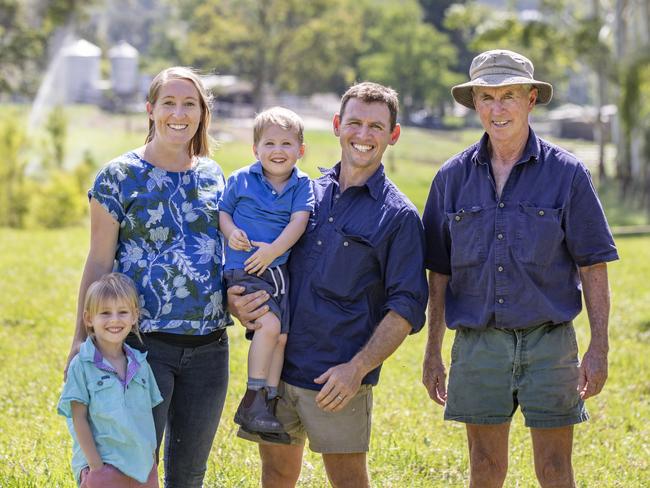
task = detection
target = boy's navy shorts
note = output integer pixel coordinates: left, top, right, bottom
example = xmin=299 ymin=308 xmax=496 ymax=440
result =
xmin=224 ymin=263 xmax=290 ymax=338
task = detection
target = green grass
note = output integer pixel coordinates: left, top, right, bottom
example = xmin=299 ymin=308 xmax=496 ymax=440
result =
xmin=1 ymin=106 xmax=648 ymax=486
xmin=1 ymin=231 xmax=649 ymax=487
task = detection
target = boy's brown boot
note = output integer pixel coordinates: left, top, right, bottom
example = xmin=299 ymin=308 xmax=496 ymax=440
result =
xmin=234 ymin=388 xmax=285 ymax=433
xmin=256 ymin=395 xmax=291 ymax=444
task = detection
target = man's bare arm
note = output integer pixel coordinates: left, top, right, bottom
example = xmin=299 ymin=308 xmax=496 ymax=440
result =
xmin=422 ymin=271 xmax=449 ymax=405
xmin=578 ymin=262 xmax=610 ymax=399
xmin=314 ymin=310 xmax=412 ymax=412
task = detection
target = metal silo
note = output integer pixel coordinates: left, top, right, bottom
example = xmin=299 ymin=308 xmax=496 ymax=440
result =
xmin=62 ymin=39 xmax=101 ymax=103
xmin=109 ymin=41 xmax=139 ymax=97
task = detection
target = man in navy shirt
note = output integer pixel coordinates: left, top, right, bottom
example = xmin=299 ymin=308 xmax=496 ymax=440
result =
xmin=422 ymin=49 xmax=618 ymax=487
xmin=229 ymin=82 xmax=427 ymax=487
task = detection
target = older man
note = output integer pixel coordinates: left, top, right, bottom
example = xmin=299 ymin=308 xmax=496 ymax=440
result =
xmin=422 ymin=50 xmax=618 ymax=487
xmin=231 ymin=82 xmax=428 ymax=488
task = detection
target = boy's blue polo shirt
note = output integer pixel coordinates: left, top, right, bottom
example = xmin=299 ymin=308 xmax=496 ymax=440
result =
xmin=219 ymin=161 xmax=314 ymax=270
xmin=58 ymin=337 xmax=163 ymax=483
xmin=422 ymin=128 xmax=619 ymax=330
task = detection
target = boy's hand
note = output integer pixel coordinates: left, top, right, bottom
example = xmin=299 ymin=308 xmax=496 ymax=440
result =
xmin=245 ymin=241 xmax=279 ymax=276
xmin=228 ymin=228 xmax=252 ymax=251
xmin=89 ymin=462 xmax=105 ymax=471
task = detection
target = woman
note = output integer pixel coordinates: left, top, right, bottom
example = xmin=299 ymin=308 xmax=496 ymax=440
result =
xmin=65 ymin=67 xmax=230 ymax=487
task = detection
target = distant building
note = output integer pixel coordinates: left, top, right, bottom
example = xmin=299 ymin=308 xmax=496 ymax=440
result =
xmin=62 ymin=39 xmax=101 ymax=103
xmin=108 ymin=41 xmax=139 ymax=98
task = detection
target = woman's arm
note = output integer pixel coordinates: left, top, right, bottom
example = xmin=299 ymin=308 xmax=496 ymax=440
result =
xmin=65 ymin=199 xmax=119 ymax=377
xmin=71 ymin=401 xmax=104 ymax=471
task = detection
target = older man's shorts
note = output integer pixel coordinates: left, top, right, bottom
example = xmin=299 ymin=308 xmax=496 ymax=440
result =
xmin=445 ymin=321 xmax=589 ymax=428
xmin=224 ymin=264 xmax=290 ymax=337
xmin=238 ymin=381 xmax=373 ymax=453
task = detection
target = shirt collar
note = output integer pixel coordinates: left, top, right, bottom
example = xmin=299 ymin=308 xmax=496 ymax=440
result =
xmin=472 ymin=126 xmax=541 ymax=167
xmin=79 ymin=336 xmax=142 ymax=385
xmin=251 ymin=160 xmax=300 ymax=192
xmin=319 ymin=162 xmax=385 ymax=200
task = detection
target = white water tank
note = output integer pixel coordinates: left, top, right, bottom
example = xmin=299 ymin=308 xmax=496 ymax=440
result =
xmin=109 ymin=41 xmax=139 ymax=96
xmin=62 ymin=39 xmax=101 ymax=103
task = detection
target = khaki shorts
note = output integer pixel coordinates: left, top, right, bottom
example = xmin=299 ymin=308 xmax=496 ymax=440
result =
xmin=238 ymin=382 xmax=373 ymax=453
xmin=445 ymin=321 xmax=589 ymax=428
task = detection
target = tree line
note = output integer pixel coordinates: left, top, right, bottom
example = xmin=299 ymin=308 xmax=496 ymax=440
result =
xmin=1 ymin=0 xmax=649 ymax=218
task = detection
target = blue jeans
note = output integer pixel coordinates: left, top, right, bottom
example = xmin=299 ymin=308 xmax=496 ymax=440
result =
xmin=132 ymin=332 xmax=229 ymax=488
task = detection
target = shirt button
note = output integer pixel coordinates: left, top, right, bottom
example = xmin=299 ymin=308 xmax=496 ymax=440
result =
xmin=97 ymin=380 xmax=103 ymax=386
xmin=497 ymin=266 xmax=504 ymax=272
xmin=328 ymin=217 xmax=334 ymax=223
xmin=497 ymin=233 xmax=504 ymax=240
xmin=498 ymin=202 xmax=505 ymax=208
xmin=317 ymin=240 xmax=322 ymax=246
xmin=454 ymin=215 xmax=461 ymax=222
xmin=538 ymin=210 xmax=545 ymax=216
xmin=498 ymin=298 xmax=504 ymax=304
xmin=343 ymin=241 xmax=349 ymax=247
xmin=272 ymin=190 xmax=277 ymax=195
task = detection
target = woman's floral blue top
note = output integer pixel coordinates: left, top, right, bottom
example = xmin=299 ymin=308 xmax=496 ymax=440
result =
xmin=90 ymin=152 xmax=231 ymax=335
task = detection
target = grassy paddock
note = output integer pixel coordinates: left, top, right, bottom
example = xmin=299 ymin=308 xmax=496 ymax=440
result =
xmin=1 ymin=233 xmax=649 ymax=487
xmin=1 ymin=106 xmax=648 ymax=486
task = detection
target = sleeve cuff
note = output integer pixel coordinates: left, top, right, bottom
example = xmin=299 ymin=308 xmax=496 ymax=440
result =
xmin=385 ymin=300 xmax=426 ymax=334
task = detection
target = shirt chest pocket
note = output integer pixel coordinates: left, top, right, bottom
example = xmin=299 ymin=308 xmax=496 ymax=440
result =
xmin=515 ymin=204 xmax=564 ymax=266
xmin=446 ymin=207 xmax=487 ymax=268
xmin=87 ymin=377 xmax=121 ymax=416
xmin=125 ymin=374 xmax=155 ymax=408
xmin=312 ymin=230 xmax=379 ymax=300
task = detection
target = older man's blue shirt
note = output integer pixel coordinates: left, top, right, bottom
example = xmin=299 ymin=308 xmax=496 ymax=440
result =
xmin=423 ymin=128 xmax=618 ymax=330
xmin=284 ymin=163 xmax=428 ymax=390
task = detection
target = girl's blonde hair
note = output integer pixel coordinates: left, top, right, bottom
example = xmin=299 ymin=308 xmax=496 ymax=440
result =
xmin=145 ymin=66 xmax=214 ymax=158
xmin=84 ymin=273 xmax=141 ymax=340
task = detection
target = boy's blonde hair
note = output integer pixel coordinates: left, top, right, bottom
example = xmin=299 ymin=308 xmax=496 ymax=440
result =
xmin=253 ymin=106 xmax=304 ymax=145
xmin=84 ymin=273 xmax=141 ymax=339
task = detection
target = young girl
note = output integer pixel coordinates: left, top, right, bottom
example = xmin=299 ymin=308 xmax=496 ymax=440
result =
xmin=58 ymin=273 xmax=162 ymax=487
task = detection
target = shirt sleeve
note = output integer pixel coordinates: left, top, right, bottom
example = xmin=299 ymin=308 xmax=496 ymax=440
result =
xmin=57 ymin=357 xmax=89 ymax=418
xmin=564 ymin=165 xmax=619 ymax=267
xmin=382 ymin=208 xmax=428 ymax=333
xmin=88 ymin=162 xmax=125 ymax=224
xmin=218 ymin=174 xmax=238 ymax=215
xmin=422 ymin=173 xmax=452 ymax=275
xmin=291 ymin=177 xmax=315 ymax=213
xmin=143 ymin=362 xmax=163 ymax=408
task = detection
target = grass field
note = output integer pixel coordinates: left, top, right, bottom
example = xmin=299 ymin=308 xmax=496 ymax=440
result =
xmin=1 ymin=231 xmax=649 ymax=487
xmin=1 ymin=106 xmax=649 ymax=486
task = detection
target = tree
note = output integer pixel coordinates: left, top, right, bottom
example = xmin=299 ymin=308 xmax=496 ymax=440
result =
xmin=418 ymin=0 xmax=473 ymax=71
xmin=182 ymin=0 xmax=361 ymax=110
xmin=0 ymin=0 xmax=89 ymax=97
xmin=445 ymin=0 xmax=617 ymax=181
xmin=357 ymin=0 xmax=461 ymax=121
xmin=45 ymin=105 xmax=67 ymax=169
xmin=444 ymin=2 xmax=576 ymax=88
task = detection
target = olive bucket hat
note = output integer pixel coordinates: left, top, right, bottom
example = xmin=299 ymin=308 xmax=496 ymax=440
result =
xmin=451 ymin=49 xmax=553 ymax=110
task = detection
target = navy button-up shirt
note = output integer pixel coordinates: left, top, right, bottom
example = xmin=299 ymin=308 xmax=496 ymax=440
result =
xmin=284 ymin=163 xmax=428 ymax=390
xmin=423 ymin=128 xmax=619 ymax=330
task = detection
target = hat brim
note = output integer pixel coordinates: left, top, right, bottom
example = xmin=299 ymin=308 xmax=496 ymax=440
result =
xmin=451 ymin=75 xmax=553 ymax=110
